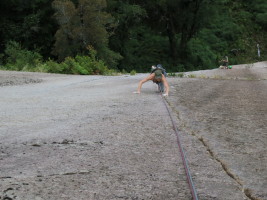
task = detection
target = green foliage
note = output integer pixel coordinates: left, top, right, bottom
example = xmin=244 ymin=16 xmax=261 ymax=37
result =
xmin=61 ymin=57 xmax=86 ymax=75
xmin=44 ymin=53 xmax=110 ymax=75
xmin=187 ymin=38 xmax=218 ymax=70
xmin=37 ymin=59 xmax=62 ymax=73
xmin=255 ymin=13 xmax=267 ymax=27
xmin=52 ymin=0 xmax=121 ymax=67
xmin=168 ymin=72 xmax=176 ymax=77
xmin=4 ymin=41 xmax=42 ymax=71
xmin=223 ymin=0 xmax=267 ymax=62
xmin=249 ymin=0 xmax=267 ymax=28
xmin=174 ymin=64 xmax=185 ymax=72
xmin=108 ymin=1 xmax=147 ymax=70
xmin=1 ymin=41 xmax=111 ymax=75
xmin=121 ymin=69 xmax=127 ymax=74
xmin=1 ymin=0 xmax=266 ymax=73
xmin=167 ymin=72 xmax=184 ymax=77
xmin=118 ymin=26 xmax=170 ymax=72
xmin=177 ymin=73 xmax=184 ymax=78
xmin=187 ymin=74 xmax=196 ymax=78
xmin=74 ymin=55 xmax=93 ymax=75
xmin=130 ymin=70 xmax=136 ymax=75
xmin=0 ymin=0 xmax=57 ymax=58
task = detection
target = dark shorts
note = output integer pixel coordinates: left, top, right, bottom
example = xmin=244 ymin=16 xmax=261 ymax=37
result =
xmin=153 ymin=79 xmax=162 ymax=83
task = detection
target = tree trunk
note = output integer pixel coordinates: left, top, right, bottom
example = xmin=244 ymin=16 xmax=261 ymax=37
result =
xmin=180 ymin=25 xmax=188 ymax=63
xmin=166 ymin=16 xmax=178 ymax=65
xmin=179 ymin=0 xmax=201 ymax=64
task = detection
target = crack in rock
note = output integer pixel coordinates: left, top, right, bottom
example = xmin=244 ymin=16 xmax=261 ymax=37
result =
xmin=167 ymin=101 xmax=263 ymax=200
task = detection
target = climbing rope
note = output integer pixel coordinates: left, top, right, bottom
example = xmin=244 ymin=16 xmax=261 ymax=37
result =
xmin=161 ymin=94 xmax=199 ymax=200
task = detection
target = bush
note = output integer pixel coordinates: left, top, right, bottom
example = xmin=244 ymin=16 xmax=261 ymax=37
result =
xmin=61 ymin=57 xmax=89 ymax=75
xmin=4 ymin=41 xmax=42 ymax=71
xmin=130 ymin=70 xmax=136 ymax=75
xmin=1 ymin=42 xmax=111 ymax=75
xmin=43 ymin=56 xmax=110 ymax=75
xmin=187 ymin=38 xmax=217 ymax=70
xmin=43 ymin=59 xmax=63 ymax=73
xmin=74 ymin=55 xmax=93 ymax=75
xmin=121 ymin=69 xmax=127 ymax=74
xmin=188 ymin=74 xmax=196 ymax=78
xmin=177 ymin=73 xmax=184 ymax=78
xmin=176 ymin=64 xmax=185 ymax=72
xmin=168 ymin=72 xmax=176 ymax=77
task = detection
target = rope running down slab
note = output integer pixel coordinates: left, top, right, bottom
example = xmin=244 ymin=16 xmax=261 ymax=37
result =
xmin=161 ymin=94 xmax=199 ymax=200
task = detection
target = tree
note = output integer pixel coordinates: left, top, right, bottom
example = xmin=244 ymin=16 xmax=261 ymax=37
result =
xmin=132 ymin=0 xmax=213 ymax=68
xmin=225 ymin=0 xmax=267 ymax=62
xmin=107 ymin=0 xmax=147 ymax=71
xmin=52 ymin=0 xmax=121 ymax=66
xmin=0 ymin=0 xmax=57 ymax=59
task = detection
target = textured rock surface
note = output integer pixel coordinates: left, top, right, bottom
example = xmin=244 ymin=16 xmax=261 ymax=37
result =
xmin=0 ymin=61 xmax=266 ymax=200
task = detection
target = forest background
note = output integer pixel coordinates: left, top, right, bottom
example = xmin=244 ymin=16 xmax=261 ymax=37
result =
xmin=0 ymin=0 xmax=266 ymax=74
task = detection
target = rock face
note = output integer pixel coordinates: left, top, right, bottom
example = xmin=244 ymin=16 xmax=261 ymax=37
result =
xmin=0 ymin=61 xmax=266 ymax=200
xmin=167 ymin=61 xmax=267 ymax=200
